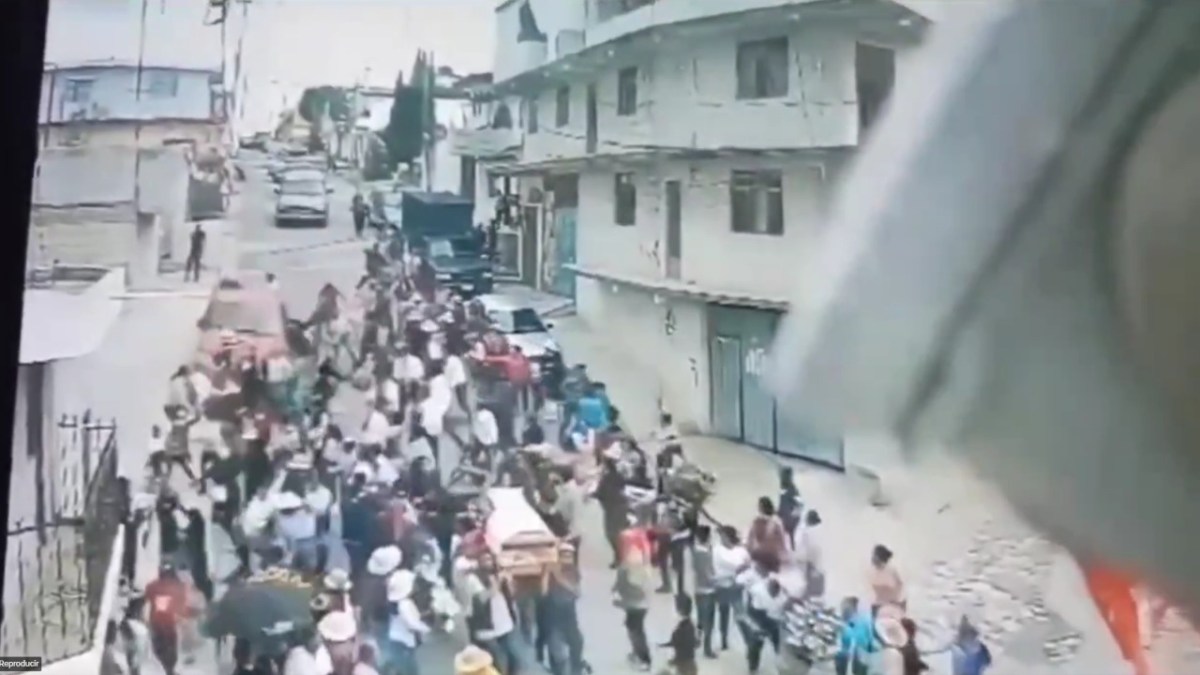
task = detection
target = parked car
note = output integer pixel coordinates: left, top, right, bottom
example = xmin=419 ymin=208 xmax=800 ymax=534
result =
xmin=195 ymin=274 xmax=291 ymax=376
xmin=274 ymin=178 xmax=332 ymax=228
xmin=239 ymin=132 xmax=270 ymax=151
xmin=475 ymin=294 xmax=564 ymax=381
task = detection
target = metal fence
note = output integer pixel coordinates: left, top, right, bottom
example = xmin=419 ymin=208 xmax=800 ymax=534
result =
xmin=1 ymin=415 xmax=120 ymax=664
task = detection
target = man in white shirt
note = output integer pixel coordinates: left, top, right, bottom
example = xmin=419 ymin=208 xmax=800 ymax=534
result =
xmin=360 ymin=401 xmax=396 ymax=450
xmin=444 ymin=354 xmax=469 ymax=414
xmin=283 ymin=636 xmax=323 ymax=675
xmin=472 ymin=408 xmax=499 ymax=449
xmin=463 ymin=558 xmax=523 ymax=673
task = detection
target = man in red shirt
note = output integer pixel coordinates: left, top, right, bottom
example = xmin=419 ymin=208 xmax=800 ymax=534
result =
xmin=144 ymin=561 xmax=188 ymax=675
xmin=505 ymin=346 xmax=533 ymax=415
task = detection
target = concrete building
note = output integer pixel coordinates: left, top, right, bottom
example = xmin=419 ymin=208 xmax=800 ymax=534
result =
xmin=29 ymin=146 xmax=193 ymax=287
xmin=39 ymin=60 xmax=227 ymax=151
xmin=480 ymin=0 xmax=932 ymax=466
xmin=3 ymin=266 xmax=124 ymax=668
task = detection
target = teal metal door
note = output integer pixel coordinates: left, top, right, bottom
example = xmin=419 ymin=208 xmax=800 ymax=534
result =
xmin=709 ymin=335 xmax=743 ymax=439
xmin=739 ymin=315 xmax=777 ymax=449
xmin=549 ymin=208 xmax=577 ymax=299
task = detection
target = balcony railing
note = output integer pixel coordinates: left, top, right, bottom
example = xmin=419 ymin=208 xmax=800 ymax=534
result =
xmin=592 ymin=0 xmax=657 ymax=24
xmin=449 ymin=127 xmax=521 ymax=158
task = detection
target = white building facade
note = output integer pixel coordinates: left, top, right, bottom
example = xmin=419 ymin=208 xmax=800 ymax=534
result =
xmin=480 ymin=0 xmax=931 ymax=466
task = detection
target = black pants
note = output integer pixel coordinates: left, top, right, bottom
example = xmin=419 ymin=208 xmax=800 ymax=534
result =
xmin=623 ymin=608 xmax=651 ymax=666
xmin=603 ymin=515 xmax=625 ymax=566
xmin=353 ymin=212 xmax=365 ymax=235
xmin=184 ymin=253 xmax=202 ymax=282
xmin=150 ymin=624 xmax=179 ymax=674
xmin=657 ymin=535 xmax=688 ymax=594
xmin=744 ymin=610 xmax=781 ymax=672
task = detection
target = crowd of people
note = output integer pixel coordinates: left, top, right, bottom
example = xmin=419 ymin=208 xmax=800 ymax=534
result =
xmin=98 ymin=230 xmax=997 ymax=675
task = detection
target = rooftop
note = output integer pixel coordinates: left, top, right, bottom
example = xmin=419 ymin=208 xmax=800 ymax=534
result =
xmin=20 ymin=267 xmax=125 ymax=364
xmin=43 ymin=58 xmax=220 ymax=75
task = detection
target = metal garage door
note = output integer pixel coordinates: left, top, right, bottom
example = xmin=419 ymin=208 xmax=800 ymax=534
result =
xmin=709 ymin=335 xmax=743 ymax=439
xmin=707 ymin=304 xmax=846 ymax=469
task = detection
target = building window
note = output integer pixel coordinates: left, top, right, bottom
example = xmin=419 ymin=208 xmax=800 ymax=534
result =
xmin=730 ymin=170 xmax=784 ymax=235
xmin=526 ymin=98 xmax=539 ymax=133
xmin=555 ymin=86 xmax=570 ymax=127
xmin=63 ymin=78 xmax=93 ymax=104
xmin=614 ymin=172 xmax=636 ymax=225
xmin=617 ymin=67 xmax=638 ymax=116
xmin=736 ymin=37 xmax=789 ymax=99
xmin=142 ymin=71 xmax=180 ymax=97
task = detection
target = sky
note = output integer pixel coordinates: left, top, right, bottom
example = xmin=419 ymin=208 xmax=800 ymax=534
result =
xmin=44 ymin=0 xmax=495 ymax=131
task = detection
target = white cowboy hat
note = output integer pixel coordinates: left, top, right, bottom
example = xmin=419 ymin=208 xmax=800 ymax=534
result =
xmin=875 ymin=616 xmax=910 ymax=648
xmin=287 ymin=453 xmax=313 ymax=471
xmin=367 ymin=545 xmax=403 ymax=576
xmin=454 ymin=645 xmax=494 ymax=673
xmin=273 ymin=491 xmax=304 ymax=511
xmin=386 ymin=570 xmax=416 ymax=601
xmin=420 ymin=319 xmax=439 ymax=333
xmin=317 ymin=610 xmax=357 ymax=643
xmin=323 ymin=568 xmax=353 ymax=592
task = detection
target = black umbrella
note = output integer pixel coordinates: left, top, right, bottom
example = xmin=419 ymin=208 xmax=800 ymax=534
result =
xmin=204 ymin=576 xmax=315 ymax=650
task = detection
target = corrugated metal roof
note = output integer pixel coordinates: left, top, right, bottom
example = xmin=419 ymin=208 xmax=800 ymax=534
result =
xmin=567 ymin=263 xmax=789 ymax=311
xmin=20 ymin=288 xmax=123 ymax=364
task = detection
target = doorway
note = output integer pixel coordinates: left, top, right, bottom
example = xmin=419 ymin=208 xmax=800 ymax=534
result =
xmin=586 ymin=83 xmax=598 ymax=154
xmin=664 ymin=180 xmax=681 ymax=279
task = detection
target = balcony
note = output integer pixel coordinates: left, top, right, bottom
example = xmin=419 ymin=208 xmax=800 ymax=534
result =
xmin=449 ymin=127 xmax=522 ymax=159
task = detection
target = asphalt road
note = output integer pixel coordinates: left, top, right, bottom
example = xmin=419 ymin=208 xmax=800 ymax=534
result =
xmin=229 ymin=155 xmax=770 ymax=674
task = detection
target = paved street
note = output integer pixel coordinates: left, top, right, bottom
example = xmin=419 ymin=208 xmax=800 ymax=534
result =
xmin=226 ymin=159 xmax=772 ymax=674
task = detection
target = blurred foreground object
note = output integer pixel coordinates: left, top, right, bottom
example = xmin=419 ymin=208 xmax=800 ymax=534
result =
xmin=770 ymin=0 xmax=1200 ymax=631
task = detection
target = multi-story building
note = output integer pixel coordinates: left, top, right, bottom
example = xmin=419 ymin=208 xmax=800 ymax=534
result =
xmin=39 ymin=60 xmax=227 ymax=151
xmin=476 ymin=0 xmax=932 ymax=466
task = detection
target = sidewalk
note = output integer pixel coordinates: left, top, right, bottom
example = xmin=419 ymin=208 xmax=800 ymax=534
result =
xmin=548 ymin=311 xmax=1147 ymax=674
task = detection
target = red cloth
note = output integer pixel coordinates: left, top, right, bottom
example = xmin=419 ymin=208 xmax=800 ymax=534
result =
xmin=145 ymin=577 xmax=187 ymax=629
xmin=506 ymin=354 xmax=532 ymax=385
xmin=1082 ymin=564 xmax=1150 ymax=675
xmin=619 ymin=527 xmax=653 ymax=563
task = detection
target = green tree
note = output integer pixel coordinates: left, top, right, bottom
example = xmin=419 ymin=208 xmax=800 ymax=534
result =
xmin=384 ymin=53 xmax=431 ymax=168
xmin=297 ymin=86 xmax=351 ymax=124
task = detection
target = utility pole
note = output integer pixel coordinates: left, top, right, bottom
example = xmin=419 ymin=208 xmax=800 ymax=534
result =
xmin=423 ymin=52 xmax=434 ymax=191
xmin=132 ymin=0 xmax=150 ymax=211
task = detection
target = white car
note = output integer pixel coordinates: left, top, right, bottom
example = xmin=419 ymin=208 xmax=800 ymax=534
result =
xmin=475 ymin=295 xmax=563 ymax=367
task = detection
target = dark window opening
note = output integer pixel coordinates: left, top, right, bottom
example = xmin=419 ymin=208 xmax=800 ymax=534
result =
xmin=556 ymin=86 xmax=570 ymax=126
xmin=525 ymin=98 xmax=539 ymax=133
xmin=492 ymin=103 xmax=513 ymax=129
xmin=614 ymin=172 xmax=636 ymax=225
xmin=617 ymin=67 xmax=638 ymax=116
xmin=730 ymin=170 xmax=784 ymax=235
xmin=517 ymin=2 xmax=547 ymax=42
xmin=736 ymin=37 xmax=789 ymax=100
xmin=856 ymin=43 xmax=896 ymax=135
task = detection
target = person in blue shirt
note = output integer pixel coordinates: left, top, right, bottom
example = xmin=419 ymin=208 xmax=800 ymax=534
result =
xmin=835 ymin=596 xmax=875 ymax=675
xmin=573 ymin=384 xmax=611 ymax=436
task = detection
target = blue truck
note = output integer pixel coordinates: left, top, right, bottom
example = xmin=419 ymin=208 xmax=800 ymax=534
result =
xmin=397 ymin=191 xmax=495 ymax=297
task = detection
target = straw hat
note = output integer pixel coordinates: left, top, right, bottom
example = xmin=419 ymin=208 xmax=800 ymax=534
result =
xmin=875 ymin=616 xmax=910 ymax=648
xmin=273 ymin=491 xmax=304 ymax=511
xmin=367 ymin=545 xmax=403 ymax=576
xmin=454 ymin=645 xmax=495 ymax=674
xmin=323 ymin=569 xmax=353 ymax=592
xmin=386 ymin=570 xmax=416 ymax=602
xmin=317 ymin=610 xmax=357 ymax=643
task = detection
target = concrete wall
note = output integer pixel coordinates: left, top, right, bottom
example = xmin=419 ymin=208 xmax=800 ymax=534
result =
xmin=576 ymin=279 xmax=710 ymax=430
xmin=41 ymin=120 xmax=223 ymax=149
xmin=494 ymin=0 xmax=586 ymax=82
xmin=30 ymin=146 xmax=191 ymax=268
xmin=28 ymin=205 xmax=138 ymax=269
xmin=523 ymin=26 xmax=863 ymax=163
xmin=39 ymin=66 xmax=217 ymax=124
xmin=575 ymin=156 xmax=831 ymax=298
